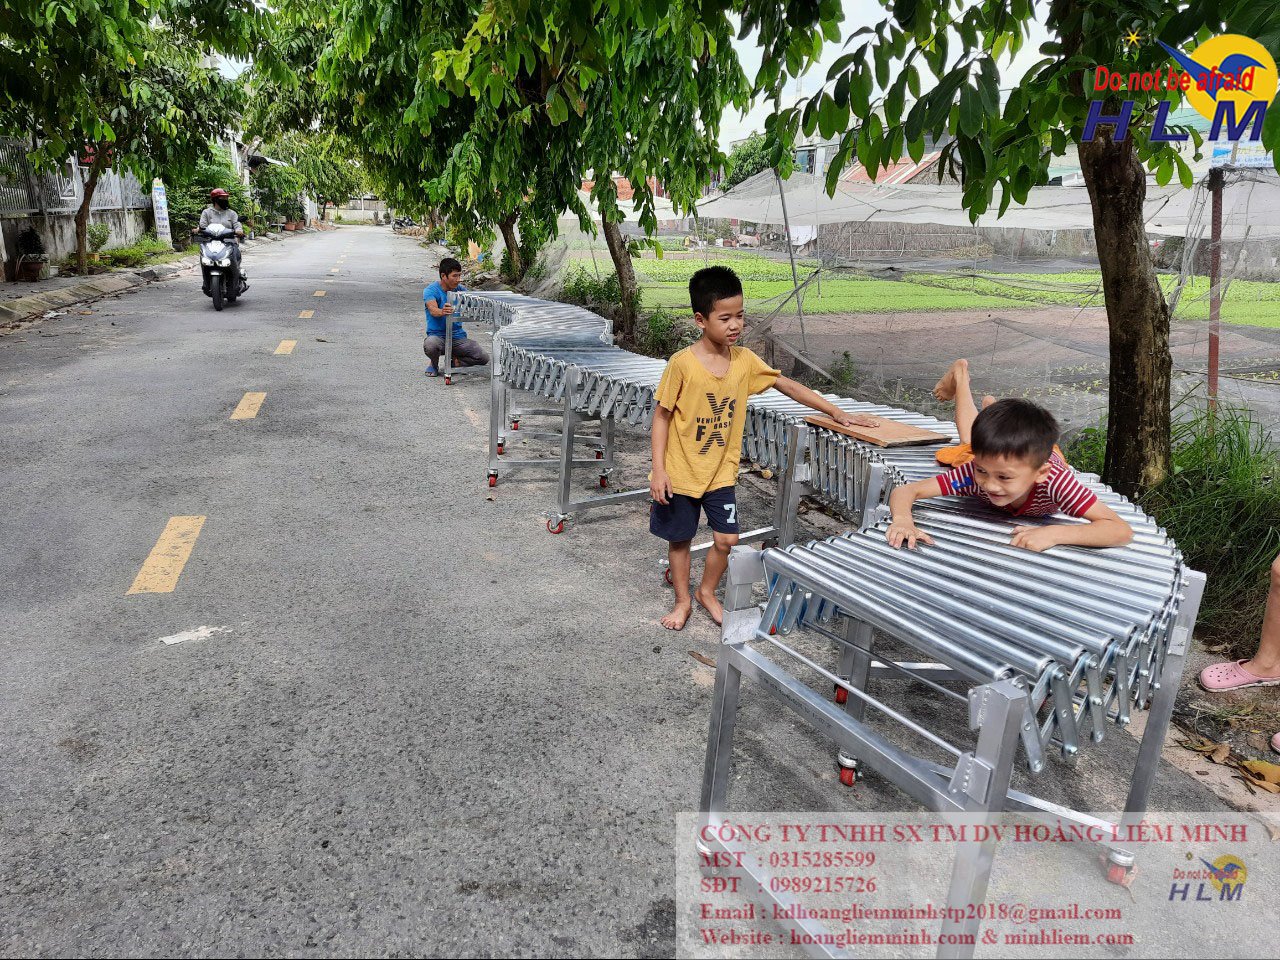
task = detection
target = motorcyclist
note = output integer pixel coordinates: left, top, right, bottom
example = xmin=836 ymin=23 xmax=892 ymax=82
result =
xmin=197 ymin=188 xmax=246 ymax=286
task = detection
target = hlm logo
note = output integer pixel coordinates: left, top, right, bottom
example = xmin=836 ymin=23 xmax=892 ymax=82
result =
xmin=1168 ymin=854 xmax=1247 ymax=902
xmin=1085 ymin=34 xmax=1277 ymax=143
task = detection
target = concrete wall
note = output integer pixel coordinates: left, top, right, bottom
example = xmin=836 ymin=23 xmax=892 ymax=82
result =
xmin=1 ymin=208 xmax=155 ymax=281
xmin=333 ymin=207 xmax=382 ymax=222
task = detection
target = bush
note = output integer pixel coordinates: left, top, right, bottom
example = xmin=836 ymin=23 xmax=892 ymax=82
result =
xmin=1067 ymin=396 xmax=1280 ymax=648
xmin=561 ymin=264 xmax=623 ymax=307
xmin=16 ymin=226 xmax=46 ymax=259
xmin=634 ymin=308 xmax=699 ymax=358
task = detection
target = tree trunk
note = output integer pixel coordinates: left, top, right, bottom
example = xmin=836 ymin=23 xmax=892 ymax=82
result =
xmin=74 ymin=144 xmax=108 ymax=277
xmin=1078 ymin=131 xmax=1172 ymax=498
xmin=499 ymin=214 xmax=523 ymax=281
xmin=601 ymin=217 xmax=638 ymax=343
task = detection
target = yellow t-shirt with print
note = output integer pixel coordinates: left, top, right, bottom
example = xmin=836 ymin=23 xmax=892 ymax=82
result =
xmin=654 ymin=345 xmax=780 ymax=498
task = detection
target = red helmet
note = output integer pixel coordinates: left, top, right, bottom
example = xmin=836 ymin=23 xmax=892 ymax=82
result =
xmin=210 ymin=188 xmax=230 ymax=199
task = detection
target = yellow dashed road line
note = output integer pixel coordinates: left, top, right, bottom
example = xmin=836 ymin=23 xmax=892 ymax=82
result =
xmin=231 ymin=392 xmax=267 ymax=420
xmin=274 ymin=340 xmax=297 ymax=355
xmin=314 ymin=290 xmax=326 ymax=297
xmin=299 ymin=310 xmax=314 ymax=319
xmin=127 ymin=516 xmax=206 ymax=595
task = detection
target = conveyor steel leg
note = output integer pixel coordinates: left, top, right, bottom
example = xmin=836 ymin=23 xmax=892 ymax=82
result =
xmin=1110 ymin=569 xmax=1206 ymax=877
xmin=835 ymin=618 xmax=875 ymax=783
xmin=937 ymin=681 xmax=1026 ymax=959
xmin=700 ymin=549 xmax=763 ymax=818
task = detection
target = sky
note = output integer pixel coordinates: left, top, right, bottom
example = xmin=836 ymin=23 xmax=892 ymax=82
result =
xmin=720 ymin=0 xmax=1052 ymax=148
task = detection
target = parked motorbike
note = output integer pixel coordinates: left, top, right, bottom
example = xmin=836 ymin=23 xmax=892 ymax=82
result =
xmin=195 ymin=223 xmax=247 ymax=311
xmin=392 ymin=215 xmax=417 ymax=232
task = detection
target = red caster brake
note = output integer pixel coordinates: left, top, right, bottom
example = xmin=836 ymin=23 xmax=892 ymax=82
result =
xmin=768 ymin=624 xmax=777 ymax=636
xmin=444 ymin=375 xmax=452 ymax=385
xmin=547 ymin=518 xmax=564 ymax=534
xmin=1105 ymin=862 xmax=1135 ymax=886
xmin=497 ymin=443 xmax=504 ymax=455
xmin=488 ymin=474 xmax=497 ymax=488
xmin=595 ymin=450 xmax=604 ymax=460
xmin=834 ymin=685 xmax=848 ymax=705
xmin=838 ymin=766 xmax=857 ymax=787
xmin=599 ymin=475 xmax=608 ymax=489
xmin=663 ymin=568 xmax=673 ymax=585
xmin=511 ymin=420 xmax=520 ymax=431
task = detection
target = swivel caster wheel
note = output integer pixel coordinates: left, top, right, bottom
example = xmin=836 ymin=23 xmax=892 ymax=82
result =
xmin=444 ymin=375 xmax=452 ymax=385
xmin=838 ymin=766 xmax=858 ymax=787
xmin=488 ymin=473 xmax=497 ymax=488
xmin=599 ymin=475 xmax=608 ymax=489
xmin=511 ymin=420 xmax=520 ymax=431
xmin=834 ymin=684 xmax=848 ymax=705
xmin=595 ymin=450 xmax=604 ymax=460
xmin=547 ymin=518 xmax=565 ymax=534
xmin=497 ymin=443 xmax=504 ymax=455
xmin=664 ymin=568 xmax=673 ymax=586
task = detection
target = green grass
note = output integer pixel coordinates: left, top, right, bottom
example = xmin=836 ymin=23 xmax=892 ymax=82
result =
xmin=56 ymin=236 xmax=193 ymax=274
xmin=641 ymin=275 xmax=1030 ymax=314
xmin=907 ymin=270 xmax=1280 ymax=328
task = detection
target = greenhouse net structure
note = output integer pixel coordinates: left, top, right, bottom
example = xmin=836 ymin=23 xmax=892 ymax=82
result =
xmin=496 ymin=164 xmax=1280 ymax=436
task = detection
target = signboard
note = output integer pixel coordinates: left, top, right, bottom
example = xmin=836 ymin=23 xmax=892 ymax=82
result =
xmin=151 ymin=178 xmax=172 ymax=246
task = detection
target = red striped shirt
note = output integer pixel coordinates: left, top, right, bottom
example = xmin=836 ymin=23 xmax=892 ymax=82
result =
xmin=935 ymin=450 xmax=1098 ymax=518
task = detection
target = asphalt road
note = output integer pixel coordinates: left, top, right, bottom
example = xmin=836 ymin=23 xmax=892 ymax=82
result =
xmin=0 ymin=226 xmax=1230 ymax=958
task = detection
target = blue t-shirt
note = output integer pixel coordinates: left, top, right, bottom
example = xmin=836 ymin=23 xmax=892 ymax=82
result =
xmin=424 ymin=281 xmax=467 ymax=340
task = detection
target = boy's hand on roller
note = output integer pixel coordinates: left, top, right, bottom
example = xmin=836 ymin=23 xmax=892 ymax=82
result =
xmin=886 ymin=520 xmax=932 ymax=550
xmin=833 ymin=412 xmax=881 ymax=429
xmin=650 ymin=470 xmax=673 ymax=505
xmin=1010 ymin=525 xmax=1059 ymax=552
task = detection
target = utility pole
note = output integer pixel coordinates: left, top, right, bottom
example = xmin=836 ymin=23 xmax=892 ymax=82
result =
xmin=1207 ymin=166 xmax=1223 ymax=412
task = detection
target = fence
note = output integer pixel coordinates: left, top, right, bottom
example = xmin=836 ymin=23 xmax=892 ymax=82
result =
xmin=0 ymin=137 xmax=152 ymax=217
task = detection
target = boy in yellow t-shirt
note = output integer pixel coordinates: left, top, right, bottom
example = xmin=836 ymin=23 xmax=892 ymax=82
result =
xmin=650 ymin=266 xmax=879 ymax=631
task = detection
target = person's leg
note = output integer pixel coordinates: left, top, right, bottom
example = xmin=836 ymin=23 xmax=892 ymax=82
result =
xmin=423 ymin=335 xmax=444 ymax=372
xmin=1201 ymin=550 xmax=1280 ymax=690
xmin=662 ymin=540 xmax=694 ymax=631
xmin=695 ymin=531 xmax=740 ymax=626
xmin=651 ymin=495 xmax=699 ymax=630
xmin=454 ymin=338 xmax=490 ymax=367
xmin=1245 ymin=552 xmax=1280 ymax=676
xmin=694 ymin=487 xmax=742 ymax=626
xmin=933 ymin=358 xmax=981 ymax=443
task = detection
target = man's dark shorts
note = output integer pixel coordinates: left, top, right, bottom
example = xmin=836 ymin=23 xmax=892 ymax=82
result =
xmin=650 ymin=486 xmax=739 ymax=542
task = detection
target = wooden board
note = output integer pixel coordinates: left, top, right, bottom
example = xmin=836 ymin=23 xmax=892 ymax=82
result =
xmin=806 ymin=415 xmax=949 ymax=448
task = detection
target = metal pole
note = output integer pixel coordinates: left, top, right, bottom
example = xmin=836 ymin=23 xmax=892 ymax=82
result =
xmin=773 ymin=168 xmax=808 ymax=352
xmin=1207 ymin=167 xmax=1223 ymax=412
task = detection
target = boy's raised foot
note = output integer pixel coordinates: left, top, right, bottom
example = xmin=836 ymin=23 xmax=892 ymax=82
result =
xmin=695 ymin=586 xmax=724 ymax=626
xmin=660 ymin=599 xmax=693 ymax=631
xmin=932 ymin=358 xmax=969 ymax=402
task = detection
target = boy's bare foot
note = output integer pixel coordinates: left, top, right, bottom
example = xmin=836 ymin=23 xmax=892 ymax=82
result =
xmin=694 ymin=586 xmax=724 ymax=626
xmin=932 ymin=358 xmax=969 ymax=403
xmin=981 ymin=394 xmax=997 ymax=409
xmin=660 ymin=599 xmax=692 ymax=630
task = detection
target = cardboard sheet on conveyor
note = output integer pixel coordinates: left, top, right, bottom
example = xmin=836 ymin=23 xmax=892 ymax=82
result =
xmin=805 ymin=414 xmax=949 ymax=447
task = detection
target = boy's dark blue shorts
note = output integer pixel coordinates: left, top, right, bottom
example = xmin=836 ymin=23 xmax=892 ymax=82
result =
xmin=650 ymin=486 xmax=739 ymax=542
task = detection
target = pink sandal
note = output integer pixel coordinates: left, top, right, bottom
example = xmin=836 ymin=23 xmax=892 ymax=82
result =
xmin=1199 ymin=660 xmax=1280 ymax=691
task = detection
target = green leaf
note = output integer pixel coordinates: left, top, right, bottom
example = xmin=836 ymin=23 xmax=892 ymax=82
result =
xmin=1174 ymin=152 xmax=1193 ymax=189
xmin=905 ymin=97 xmax=926 ymax=143
xmin=907 ymin=133 xmax=925 ymax=163
xmin=1263 ymin=93 xmax=1280 ymax=175
xmin=958 ymin=86 xmax=981 ymax=138
xmin=1155 ymin=155 xmax=1173 ymax=187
